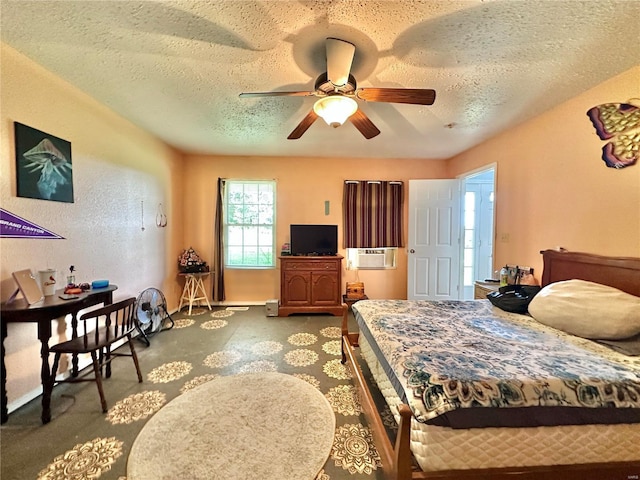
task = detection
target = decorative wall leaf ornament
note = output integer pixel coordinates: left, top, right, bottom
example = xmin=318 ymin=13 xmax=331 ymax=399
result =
xmin=586 ymin=101 xmax=640 ymax=169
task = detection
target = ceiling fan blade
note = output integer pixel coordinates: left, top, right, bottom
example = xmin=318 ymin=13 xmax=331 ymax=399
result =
xmin=356 ymin=88 xmax=436 ymax=105
xmin=287 ymin=110 xmax=319 ymax=139
xmin=239 ymin=91 xmax=316 ymax=98
xmin=349 ymin=109 xmax=381 ymax=139
xmin=326 ymin=37 xmax=355 ymax=87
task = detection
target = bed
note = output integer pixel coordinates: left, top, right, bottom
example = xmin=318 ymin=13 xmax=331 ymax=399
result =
xmin=341 ymin=250 xmax=640 ymax=480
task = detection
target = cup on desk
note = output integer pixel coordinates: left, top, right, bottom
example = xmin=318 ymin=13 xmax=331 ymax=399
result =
xmin=39 ymin=269 xmax=57 ymax=296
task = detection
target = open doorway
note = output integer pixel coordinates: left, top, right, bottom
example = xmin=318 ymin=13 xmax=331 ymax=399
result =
xmin=461 ymin=166 xmax=496 ymax=299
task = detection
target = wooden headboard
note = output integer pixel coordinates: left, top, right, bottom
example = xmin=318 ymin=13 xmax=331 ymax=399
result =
xmin=541 ymin=249 xmax=640 ymax=297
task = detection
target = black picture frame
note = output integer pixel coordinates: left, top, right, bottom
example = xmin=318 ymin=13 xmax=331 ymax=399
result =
xmin=14 ymin=122 xmax=74 ymax=203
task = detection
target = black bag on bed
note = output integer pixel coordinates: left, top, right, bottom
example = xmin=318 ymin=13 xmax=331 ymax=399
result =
xmin=487 ymin=285 xmax=541 ymax=313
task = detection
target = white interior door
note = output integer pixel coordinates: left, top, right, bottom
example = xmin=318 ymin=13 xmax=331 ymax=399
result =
xmin=407 ymin=179 xmax=461 ymax=300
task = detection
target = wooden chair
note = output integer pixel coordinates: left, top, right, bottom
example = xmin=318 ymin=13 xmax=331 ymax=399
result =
xmin=45 ymin=297 xmax=143 ymax=421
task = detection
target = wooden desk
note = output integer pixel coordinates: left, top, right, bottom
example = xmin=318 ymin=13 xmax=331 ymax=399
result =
xmin=1 ymin=284 xmax=117 ymax=424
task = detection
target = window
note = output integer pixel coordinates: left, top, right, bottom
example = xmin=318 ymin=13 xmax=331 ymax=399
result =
xmin=342 ymin=180 xmax=403 ymax=271
xmin=224 ymin=180 xmax=275 ymax=268
xmin=463 ymin=191 xmax=476 ymax=286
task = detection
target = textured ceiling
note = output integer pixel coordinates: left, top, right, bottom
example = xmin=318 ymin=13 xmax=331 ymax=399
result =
xmin=1 ymin=1 xmax=639 ymax=159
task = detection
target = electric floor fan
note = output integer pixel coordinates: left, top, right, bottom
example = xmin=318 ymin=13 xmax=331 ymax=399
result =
xmin=135 ymin=287 xmax=174 ymax=346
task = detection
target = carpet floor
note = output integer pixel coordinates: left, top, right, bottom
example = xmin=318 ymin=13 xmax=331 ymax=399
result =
xmin=1 ymin=306 xmax=394 ymax=480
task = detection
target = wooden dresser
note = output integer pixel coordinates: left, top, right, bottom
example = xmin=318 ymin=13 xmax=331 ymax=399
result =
xmin=279 ymin=255 xmax=345 ymax=316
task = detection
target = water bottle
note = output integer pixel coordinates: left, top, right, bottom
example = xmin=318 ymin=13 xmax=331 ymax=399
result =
xmin=500 ymin=266 xmax=508 ymax=287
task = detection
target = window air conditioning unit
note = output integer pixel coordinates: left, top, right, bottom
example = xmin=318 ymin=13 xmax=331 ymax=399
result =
xmin=357 ymin=249 xmax=386 ymax=269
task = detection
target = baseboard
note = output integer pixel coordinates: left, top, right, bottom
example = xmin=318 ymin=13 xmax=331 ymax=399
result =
xmin=210 ymin=300 xmax=268 ymax=307
xmin=168 ymin=301 xmax=269 ymax=315
xmin=8 ymin=388 xmax=42 ymax=414
xmin=7 ymin=366 xmax=78 ymax=414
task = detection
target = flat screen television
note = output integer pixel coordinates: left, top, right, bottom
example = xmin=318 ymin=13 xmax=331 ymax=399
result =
xmin=290 ymin=224 xmax=338 ymax=256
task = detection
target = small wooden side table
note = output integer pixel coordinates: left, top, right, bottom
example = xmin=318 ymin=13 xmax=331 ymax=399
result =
xmin=178 ymin=272 xmax=212 ymax=315
xmin=342 ymin=294 xmax=369 ymax=313
xmin=474 ymin=281 xmax=500 ymax=299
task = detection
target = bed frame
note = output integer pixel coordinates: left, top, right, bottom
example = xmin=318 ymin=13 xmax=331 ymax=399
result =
xmin=341 ymin=249 xmax=640 ymax=480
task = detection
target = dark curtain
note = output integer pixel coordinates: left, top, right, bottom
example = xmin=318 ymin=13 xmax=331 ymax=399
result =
xmin=213 ymin=178 xmax=225 ymax=301
xmin=343 ymin=180 xmax=404 ymax=248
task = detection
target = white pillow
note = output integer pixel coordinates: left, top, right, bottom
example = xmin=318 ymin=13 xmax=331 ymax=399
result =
xmin=528 ymin=279 xmax=640 ymax=340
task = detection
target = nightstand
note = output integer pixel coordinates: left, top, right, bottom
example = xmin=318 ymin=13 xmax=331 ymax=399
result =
xmin=474 ymin=281 xmax=500 ymax=299
xmin=342 ymin=294 xmax=368 ymax=312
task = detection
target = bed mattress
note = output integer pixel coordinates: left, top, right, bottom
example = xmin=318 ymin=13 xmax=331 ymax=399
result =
xmin=360 ymin=334 xmax=640 ymax=471
xmin=353 ymin=299 xmax=640 ymax=428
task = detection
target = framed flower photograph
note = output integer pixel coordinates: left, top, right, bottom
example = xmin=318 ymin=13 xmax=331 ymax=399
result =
xmin=14 ymin=122 xmax=74 ymax=203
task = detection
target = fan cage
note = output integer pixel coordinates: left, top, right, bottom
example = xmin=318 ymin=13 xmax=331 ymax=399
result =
xmin=135 ymin=288 xmax=173 ymax=345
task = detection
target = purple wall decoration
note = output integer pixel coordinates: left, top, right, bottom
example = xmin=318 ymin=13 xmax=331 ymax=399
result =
xmin=586 ymin=102 xmax=639 ymax=169
xmin=0 ymin=208 xmax=64 ymax=239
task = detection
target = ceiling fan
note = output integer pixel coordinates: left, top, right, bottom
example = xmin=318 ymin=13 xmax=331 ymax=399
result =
xmin=239 ymin=37 xmax=436 ymax=140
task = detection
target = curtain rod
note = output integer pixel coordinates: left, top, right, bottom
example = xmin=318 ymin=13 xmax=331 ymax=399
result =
xmin=344 ymin=180 xmax=403 ymax=185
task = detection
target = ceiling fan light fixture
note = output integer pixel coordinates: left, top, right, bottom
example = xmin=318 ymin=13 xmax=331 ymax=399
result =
xmin=313 ymin=96 xmax=358 ymax=128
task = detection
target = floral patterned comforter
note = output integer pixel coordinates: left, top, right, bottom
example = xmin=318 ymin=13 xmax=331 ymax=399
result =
xmin=352 ymin=299 xmax=640 ymax=423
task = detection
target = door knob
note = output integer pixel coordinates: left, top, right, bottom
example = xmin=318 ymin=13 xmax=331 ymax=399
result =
xmin=409 ymin=249 xmax=415 ymax=253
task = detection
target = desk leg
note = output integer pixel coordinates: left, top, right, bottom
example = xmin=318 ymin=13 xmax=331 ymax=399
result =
xmin=37 ymin=323 xmax=53 ymax=424
xmin=1 ymin=321 xmax=8 ymax=424
xmin=71 ymin=313 xmax=79 ymax=377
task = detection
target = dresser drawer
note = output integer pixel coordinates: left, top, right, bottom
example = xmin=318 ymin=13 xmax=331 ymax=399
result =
xmin=283 ymin=260 xmax=338 ymax=271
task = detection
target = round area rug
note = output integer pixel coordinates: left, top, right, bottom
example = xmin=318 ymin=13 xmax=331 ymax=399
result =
xmin=127 ymin=372 xmax=336 ymax=480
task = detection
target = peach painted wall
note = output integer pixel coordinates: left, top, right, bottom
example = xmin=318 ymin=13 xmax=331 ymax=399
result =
xmin=181 ymin=156 xmax=449 ymax=301
xmin=447 ymin=66 xmax=640 ymax=279
xmin=0 ymin=44 xmax=184 ymax=410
